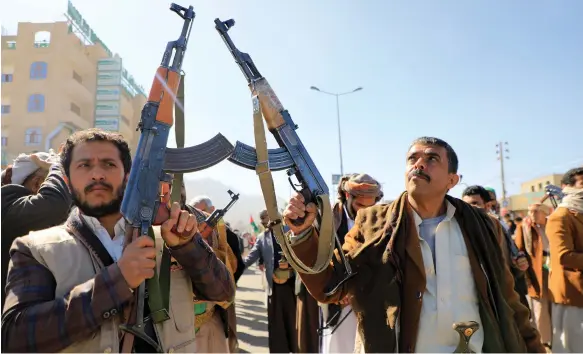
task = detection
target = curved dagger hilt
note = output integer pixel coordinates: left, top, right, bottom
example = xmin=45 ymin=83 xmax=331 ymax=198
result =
xmin=453 ymin=321 xmax=480 ymax=353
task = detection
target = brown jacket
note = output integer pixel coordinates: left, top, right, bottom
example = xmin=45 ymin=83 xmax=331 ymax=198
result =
xmin=292 ymin=194 xmax=543 ymax=353
xmin=546 ymin=207 xmax=583 ymax=307
xmin=515 ymin=224 xmax=547 ymax=299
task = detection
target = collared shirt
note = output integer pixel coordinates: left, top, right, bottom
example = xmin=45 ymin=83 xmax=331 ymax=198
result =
xmin=410 ymin=201 xmax=484 ymax=353
xmin=81 ymin=215 xmax=126 ymax=261
xmin=343 ymin=205 xmax=355 ymax=230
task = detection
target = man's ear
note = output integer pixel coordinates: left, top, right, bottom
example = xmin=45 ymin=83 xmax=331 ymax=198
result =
xmin=448 ymin=174 xmax=460 ymax=190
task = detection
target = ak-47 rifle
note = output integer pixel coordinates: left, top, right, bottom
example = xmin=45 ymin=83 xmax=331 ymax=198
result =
xmin=215 ymin=18 xmax=354 ymax=296
xmin=541 ymin=184 xmax=564 ymax=208
xmin=119 ymin=5 xmax=232 ymax=352
xmin=198 ymin=189 xmax=240 ymax=238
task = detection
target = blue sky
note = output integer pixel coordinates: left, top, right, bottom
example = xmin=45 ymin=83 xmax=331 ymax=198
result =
xmin=3 ymin=0 xmax=582 ymax=202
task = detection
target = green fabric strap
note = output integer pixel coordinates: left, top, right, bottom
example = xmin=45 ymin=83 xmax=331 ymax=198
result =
xmin=146 ymin=226 xmax=171 ymax=323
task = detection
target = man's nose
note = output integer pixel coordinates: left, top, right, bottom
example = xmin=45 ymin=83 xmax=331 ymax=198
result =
xmin=414 ymin=157 xmax=427 ymax=170
xmin=90 ymin=167 xmax=106 ymax=181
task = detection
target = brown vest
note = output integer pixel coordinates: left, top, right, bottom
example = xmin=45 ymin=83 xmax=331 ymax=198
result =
xmin=27 ymin=225 xmax=196 ymax=353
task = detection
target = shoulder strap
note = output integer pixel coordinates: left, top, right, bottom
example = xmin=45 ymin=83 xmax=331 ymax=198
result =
xmin=67 ymin=215 xmax=114 ymax=268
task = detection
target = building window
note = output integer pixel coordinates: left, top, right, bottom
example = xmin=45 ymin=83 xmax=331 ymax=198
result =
xmin=1 ymin=137 xmax=7 ymax=146
xmin=70 ymin=102 xmax=81 ymax=116
xmin=1 ymin=74 xmax=13 ymax=82
xmin=27 ymin=94 xmax=45 ymax=112
xmin=33 ymin=31 xmax=51 ymax=48
xmin=6 ymin=40 xmax=16 ymax=49
xmin=72 ymin=71 xmax=82 ymax=83
xmin=531 ymin=185 xmax=535 ymax=192
xmin=1 ymin=105 xmax=10 ymax=114
xmin=30 ymin=62 xmax=48 ymax=79
xmin=25 ymin=128 xmax=42 ymax=146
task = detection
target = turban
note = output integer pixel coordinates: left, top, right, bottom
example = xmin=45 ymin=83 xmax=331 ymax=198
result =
xmin=338 ymin=173 xmax=383 ymax=201
xmin=10 ymin=152 xmax=52 ymax=185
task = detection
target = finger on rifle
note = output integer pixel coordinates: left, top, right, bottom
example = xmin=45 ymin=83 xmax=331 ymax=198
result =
xmin=286 ymin=204 xmax=306 ymax=219
xmin=290 ymin=195 xmax=306 ymax=209
xmin=139 ymin=246 xmax=157 ymax=260
xmin=134 ymin=235 xmax=155 ymax=248
xmin=305 ymin=202 xmax=317 ymax=214
xmin=170 ymin=202 xmax=181 ymax=221
xmin=141 ymin=258 xmax=157 ymax=269
xmin=293 ymin=192 xmax=305 ymax=203
xmin=143 ymin=268 xmax=155 ymax=280
xmin=176 ymin=210 xmax=189 ymax=233
xmin=185 ymin=214 xmax=197 ymax=233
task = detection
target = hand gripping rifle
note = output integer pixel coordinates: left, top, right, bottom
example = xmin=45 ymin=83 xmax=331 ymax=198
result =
xmin=199 ymin=189 xmax=240 ymax=238
xmin=215 ymin=18 xmax=355 ymax=296
xmin=119 ymin=5 xmax=232 ymax=352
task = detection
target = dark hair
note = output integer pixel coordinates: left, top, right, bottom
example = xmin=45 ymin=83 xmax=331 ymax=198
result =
xmin=462 ymin=185 xmax=492 ymax=203
xmin=1 ymin=165 xmax=13 ymax=186
xmin=410 ymin=137 xmax=459 ymax=174
xmin=515 ymin=216 xmax=523 ymax=222
xmin=561 ymin=167 xmax=583 ymax=186
xmin=60 ymin=128 xmax=132 ymax=178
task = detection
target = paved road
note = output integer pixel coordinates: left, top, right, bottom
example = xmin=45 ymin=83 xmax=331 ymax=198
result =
xmin=235 ymin=265 xmax=269 ymax=353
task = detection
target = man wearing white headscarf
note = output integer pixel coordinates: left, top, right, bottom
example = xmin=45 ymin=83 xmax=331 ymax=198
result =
xmin=1 ymin=150 xmax=72 ymax=307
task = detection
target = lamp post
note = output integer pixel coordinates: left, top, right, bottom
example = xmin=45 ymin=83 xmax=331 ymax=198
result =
xmin=310 ymin=86 xmax=363 ymax=176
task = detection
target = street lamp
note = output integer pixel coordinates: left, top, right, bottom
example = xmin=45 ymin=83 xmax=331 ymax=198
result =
xmin=310 ymin=86 xmax=363 ymax=176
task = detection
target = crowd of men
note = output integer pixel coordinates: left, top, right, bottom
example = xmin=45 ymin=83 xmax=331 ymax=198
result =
xmin=1 ymin=129 xmax=582 ymax=353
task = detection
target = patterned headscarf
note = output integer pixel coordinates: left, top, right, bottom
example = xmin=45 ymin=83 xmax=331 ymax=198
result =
xmin=334 ymin=173 xmax=383 ymax=226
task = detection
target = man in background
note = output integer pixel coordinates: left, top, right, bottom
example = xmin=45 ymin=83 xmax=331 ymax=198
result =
xmin=462 ymin=185 xmax=531 ymax=310
xmin=1 ymin=150 xmax=72 ymax=307
xmin=515 ymin=203 xmax=553 ymax=349
xmin=190 ymin=195 xmax=242 ymax=353
xmin=546 ymin=167 xmax=583 ymax=352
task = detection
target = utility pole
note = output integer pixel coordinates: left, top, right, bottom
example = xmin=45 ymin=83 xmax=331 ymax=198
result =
xmin=310 ymin=86 xmax=363 ymax=176
xmin=496 ymin=141 xmax=509 ymax=206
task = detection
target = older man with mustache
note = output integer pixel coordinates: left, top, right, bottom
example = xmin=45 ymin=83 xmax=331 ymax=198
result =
xmin=282 ymin=137 xmax=544 ymax=352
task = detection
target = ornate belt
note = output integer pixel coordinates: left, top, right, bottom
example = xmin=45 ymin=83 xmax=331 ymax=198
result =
xmin=194 ymin=301 xmax=215 ymax=333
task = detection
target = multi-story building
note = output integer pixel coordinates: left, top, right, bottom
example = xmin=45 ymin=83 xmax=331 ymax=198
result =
xmin=1 ymin=1 xmax=146 ymax=168
xmin=507 ymin=173 xmax=564 ymax=215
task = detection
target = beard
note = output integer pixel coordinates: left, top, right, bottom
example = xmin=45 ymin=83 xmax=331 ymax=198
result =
xmin=72 ymin=180 xmax=126 ymax=218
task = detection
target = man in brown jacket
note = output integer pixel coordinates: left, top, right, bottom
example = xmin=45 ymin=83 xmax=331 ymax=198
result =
xmin=283 ymin=136 xmax=544 ymax=352
xmin=546 ymin=167 xmax=583 ymax=352
xmin=515 ymin=203 xmax=553 ymax=349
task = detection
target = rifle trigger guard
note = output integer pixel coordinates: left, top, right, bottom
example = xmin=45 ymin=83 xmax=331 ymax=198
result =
xmin=287 ymin=176 xmax=302 ymax=193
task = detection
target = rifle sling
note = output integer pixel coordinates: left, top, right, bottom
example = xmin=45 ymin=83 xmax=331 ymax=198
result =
xmin=251 ymin=94 xmax=335 ymax=274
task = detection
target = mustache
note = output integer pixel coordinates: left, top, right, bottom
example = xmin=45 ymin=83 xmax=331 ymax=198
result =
xmin=409 ymin=169 xmax=431 ymax=182
xmin=84 ymin=181 xmax=113 ymax=193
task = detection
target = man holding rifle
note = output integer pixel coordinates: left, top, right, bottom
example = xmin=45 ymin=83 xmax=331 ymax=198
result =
xmin=283 ymin=137 xmax=544 ymax=352
xmin=2 ymin=129 xmax=235 ymax=353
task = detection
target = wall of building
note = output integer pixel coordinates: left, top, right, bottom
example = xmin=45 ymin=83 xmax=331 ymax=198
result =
xmin=1 ymin=21 xmax=145 ymax=168
xmin=508 ymin=173 xmax=564 ymax=214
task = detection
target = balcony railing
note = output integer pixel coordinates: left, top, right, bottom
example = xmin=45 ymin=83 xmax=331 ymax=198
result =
xmin=34 ymin=40 xmax=50 ymax=48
